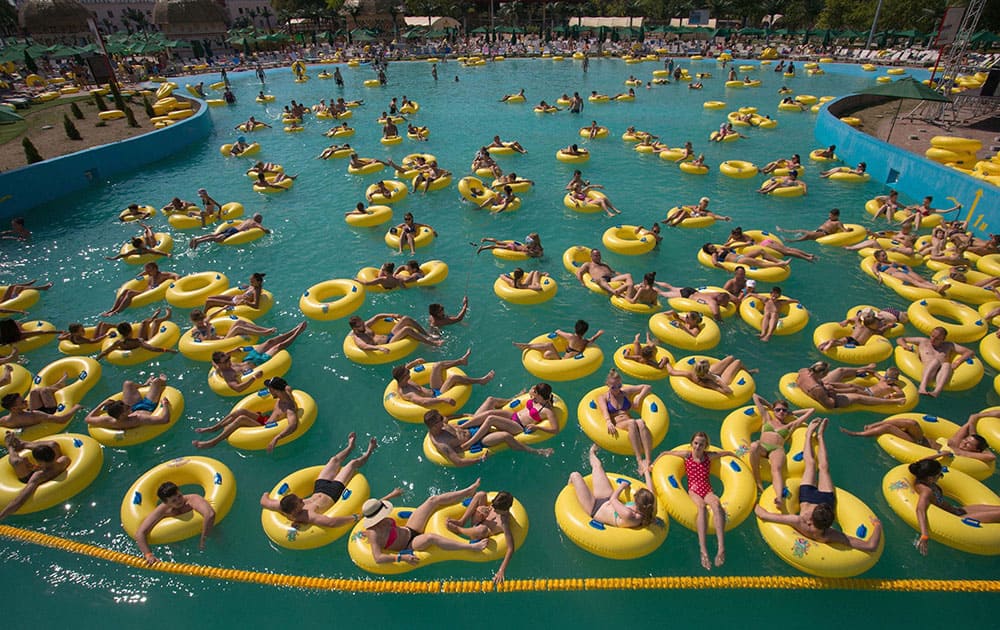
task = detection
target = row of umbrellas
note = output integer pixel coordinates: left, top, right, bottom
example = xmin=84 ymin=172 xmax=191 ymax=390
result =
xmin=0 ymin=32 xmax=187 ymax=63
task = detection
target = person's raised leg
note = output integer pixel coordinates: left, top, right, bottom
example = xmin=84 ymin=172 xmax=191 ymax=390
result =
xmin=394 ymin=324 xmax=443 ymax=347
xmin=317 ymin=431 xmax=356 ymax=481
xmin=194 ymin=408 xmax=258 ymax=434
xmin=226 ymin=320 xmax=276 ymax=338
xmin=334 ymin=436 xmax=377 ymax=484
xmin=800 ymin=419 xmax=819 ymax=487
xmin=768 ymin=448 xmax=787 ymax=508
xmin=446 ymin=491 xmax=491 ymax=538
xmin=429 ymin=349 xmax=471 ymax=389
xmin=192 ymin=412 xmax=259 ymax=448
xmin=406 ymin=478 xmax=481 ymax=533
xmin=145 ymin=374 xmax=168 ymax=404
xmin=815 ymin=418 xmax=834 ymax=492
xmin=480 ymin=430 xmax=553 ymax=457
xmin=412 ymin=531 xmax=488 ymax=552
xmin=259 ymin=322 xmax=308 ymax=354
xmin=931 ymin=362 xmax=953 ymax=397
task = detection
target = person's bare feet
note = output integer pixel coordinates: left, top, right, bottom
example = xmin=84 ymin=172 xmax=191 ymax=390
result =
xmin=460 ymin=478 xmax=481 ymax=497
xmin=471 ymin=539 xmax=489 ymax=551
xmin=536 ymin=448 xmax=554 ymax=457
xmin=446 ymin=518 xmax=462 ymax=534
xmin=458 ymin=348 xmax=471 ymax=365
xmin=700 ymin=550 xmax=711 ymax=571
xmin=715 ymin=549 xmax=726 ymax=567
xmin=345 ymin=431 xmax=357 ymax=450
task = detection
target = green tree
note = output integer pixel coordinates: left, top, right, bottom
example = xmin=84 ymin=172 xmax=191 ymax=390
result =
xmin=70 ymin=102 xmax=84 ymax=120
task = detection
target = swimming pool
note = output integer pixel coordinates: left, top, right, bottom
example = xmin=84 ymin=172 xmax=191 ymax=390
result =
xmin=2 ymin=57 xmax=996 ymax=626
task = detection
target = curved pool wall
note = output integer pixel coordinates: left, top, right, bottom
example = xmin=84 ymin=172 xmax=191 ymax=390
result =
xmin=816 ymin=93 xmax=999 ymax=236
xmin=0 ymin=96 xmax=213 ymax=219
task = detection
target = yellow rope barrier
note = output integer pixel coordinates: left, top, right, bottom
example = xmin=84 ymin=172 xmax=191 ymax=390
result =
xmin=2 ymin=524 xmax=998 ymax=594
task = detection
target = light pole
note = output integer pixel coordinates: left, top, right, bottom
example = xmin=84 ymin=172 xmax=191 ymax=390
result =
xmin=866 ymin=0 xmax=884 ymax=49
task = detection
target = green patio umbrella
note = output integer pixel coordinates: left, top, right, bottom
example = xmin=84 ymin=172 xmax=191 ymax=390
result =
xmin=0 ymin=107 xmax=24 ymax=124
xmin=857 ymin=77 xmax=951 ymax=142
xmin=0 ymin=44 xmax=27 ymax=63
xmin=425 ymin=30 xmax=448 ymax=39
xmin=738 ymin=27 xmax=765 ymax=36
xmin=471 ymin=26 xmax=489 ymax=34
xmin=350 ymin=29 xmax=375 ymax=42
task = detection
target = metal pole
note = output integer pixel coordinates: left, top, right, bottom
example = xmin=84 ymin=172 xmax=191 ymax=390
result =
xmin=490 ymin=0 xmax=494 ymax=43
xmin=865 ymin=0 xmax=884 ymax=49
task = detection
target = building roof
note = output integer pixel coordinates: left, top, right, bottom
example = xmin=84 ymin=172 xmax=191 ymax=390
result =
xmin=18 ymin=0 xmax=92 ymax=35
xmin=152 ymin=0 xmax=228 ymax=26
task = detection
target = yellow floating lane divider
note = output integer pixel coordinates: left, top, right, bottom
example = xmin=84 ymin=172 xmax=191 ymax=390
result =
xmin=0 ymin=524 xmax=999 ymax=593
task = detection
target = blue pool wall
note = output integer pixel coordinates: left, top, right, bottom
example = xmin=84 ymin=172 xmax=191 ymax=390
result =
xmin=816 ymin=93 xmax=999 ymax=236
xmin=0 ymin=97 xmax=213 ymax=219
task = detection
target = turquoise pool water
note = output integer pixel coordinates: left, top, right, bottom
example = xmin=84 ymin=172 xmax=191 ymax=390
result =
xmin=2 ymin=58 xmax=996 ymax=625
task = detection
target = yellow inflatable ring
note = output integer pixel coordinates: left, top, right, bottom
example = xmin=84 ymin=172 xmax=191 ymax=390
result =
xmin=812 ymin=322 xmax=893 ymax=364
xmin=299 ymin=279 xmax=365 ymax=321
xmin=256 ymin=94 xmax=276 ymax=102
xmin=490 ymin=177 xmax=532 ymax=194
xmin=859 ymin=256 xmax=940 ymax=301
xmin=665 ymin=286 xmax=737 ymax=319
xmin=727 ymin=112 xmax=750 ymax=127
xmin=980 ymin=334 xmax=1000 ymax=371
xmin=665 ymin=206 xmax=714 ymax=228
xmin=602 ymin=225 xmax=656 ymax=255
xmin=208 ymin=349 xmax=291 ymax=397
xmin=874 ymin=413 xmax=995 ymax=480
xmin=422 ymin=393 xmax=568 ymax=466
xmin=648 ymin=311 xmax=721 ymax=351
xmin=577 ymin=386 xmax=669 ymax=455
xmin=88 ymin=386 xmax=184 ymax=447
xmin=399 ymin=102 xmax=419 ymax=114
xmin=358 ymin=260 xmax=447 ymax=291
xmin=114 ymin=275 xmax=169 ymax=311
xmin=382 ymin=364 xmax=472 ymax=423
xmin=554 ymin=473 xmax=668 ymax=559
xmin=816 ymin=223 xmax=867 ymax=247
xmin=168 ymin=202 xmax=243 ymax=230
xmin=757 ymin=479 xmax=884 ymax=576
xmin=759 ymin=177 xmax=806 ymax=197
xmin=612 ymin=343 xmax=674 ymax=381
xmin=14 ymin=357 xmax=100 ymax=440
xmin=519 ymin=332 xmax=603 ymax=382
xmin=739 ymin=296 xmax=809 ymax=336
xmin=0 ymin=286 xmax=39 ymax=312
xmin=119 ymin=205 xmax=157 ymax=222
xmin=348 ymin=492 xmax=529 ymax=574
xmin=117 ymin=232 xmax=173 ymax=264
xmin=178 ymin=315 xmax=260 ymax=362
xmin=709 ymin=131 xmax=740 ymax=142
xmin=679 ymin=161 xmax=710 ymax=175
xmin=99 ymin=321 xmax=180 ymax=366
xmin=253 ymin=177 xmax=293 ymax=193
xmin=347 ymin=161 xmax=385 ymax=176
xmin=719 ymin=160 xmax=759 ymax=179
xmin=556 ymin=149 xmax=590 ymax=163
xmin=696 ymin=247 xmax=791 ymax=283
xmin=809 ymin=149 xmax=839 ymax=162
xmin=56 ymin=326 xmax=104 ymax=356
xmin=703 ymin=100 xmax=726 ymax=109
xmin=0 ymin=434 xmax=102 ymax=515
xmin=906 ymin=298 xmax=986 ymax=343
xmin=225 ymin=389 xmax=317 ymax=450
xmin=931 ymin=269 xmax=995 ymax=305
xmin=563 ymin=190 xmax=607 ymax=213
xmin=777 ymin=370 xmax=918 ymax=414
xmin=211 ymin=220 xmax=264 ymax=246
xmin=893 ymin=344 xmax=983 ymax=391
xmin=579 ymin=126 xmax=609 ymax=138
xmin=882 ymin=464 xmax=1000 ymax=555
xmin=384 ymin=225 xmax=435 ymax=250
xmin=668 ymin=355 xmax=755 ymax=410
xmin=121 ymin=456 xmax=235 ymax=544
xmin=826 ymin=167 xmax=870 ymax=182
xmin=652 ymin=445 xmax=756 ymax=533
xmin=609 ymin=294 xmax=662 ymax=315
xmin=365 ymin=180 xmax=408 ymax=204
xmin=261 ymin=467 xmax=369 ymax=550
xmin=220 ymin=142 xmax=261 ymax=157
xmin=458 ymin=177 xmax=491 ymax=203
xmin=561 ymin=245 xmax=591 ymax=274
xmin=345 ymin=205 xmax=393 ymax=227
xmin=165 ymin=272 xmax=229 ymax=309
xmin=493 ymin=274 xmax=557 ymax=305
xmin=342 ymin=317 xmax=419 ymax=365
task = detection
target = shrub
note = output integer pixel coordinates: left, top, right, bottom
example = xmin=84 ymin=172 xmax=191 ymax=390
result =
xmin=22 ymin=137 xmax=42 ymax=164
xmin=70 ymin=102 xmax=84 ymax=119
xmin=142 ymin=94 xmax=154 ymax=118
xmin=93 ymin=91 xmax=107 ymax=111
xmin=63 ymin=114 xmax=82 ymax=140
